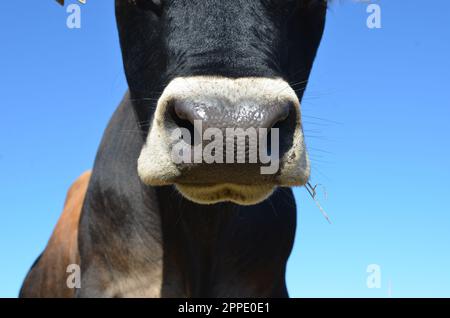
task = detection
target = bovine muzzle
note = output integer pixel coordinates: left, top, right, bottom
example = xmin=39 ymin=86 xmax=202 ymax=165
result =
xmin=137 ymin=76 xmax=310 ymax=205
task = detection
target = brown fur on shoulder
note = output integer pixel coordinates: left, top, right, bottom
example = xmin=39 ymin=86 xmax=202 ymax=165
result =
xmin=20 ymin=171 xmax=91 ymax=298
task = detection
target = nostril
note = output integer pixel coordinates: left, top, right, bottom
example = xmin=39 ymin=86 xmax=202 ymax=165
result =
xmin=265 ymin=101 xmax=297 ymax=157
xmin=273 ymin=104 xmax=290 ymax=128
xmin=266 ymin=101 xmax=292 ymax=130
xmin=168 ymin=100 xmax=196 ymax=146
xmin=173 ymin=100 xmax=191 ymax=122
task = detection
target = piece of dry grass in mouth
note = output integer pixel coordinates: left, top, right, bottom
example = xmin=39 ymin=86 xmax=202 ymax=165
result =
xmin=305 ymin=182 xmax=332 ymax=224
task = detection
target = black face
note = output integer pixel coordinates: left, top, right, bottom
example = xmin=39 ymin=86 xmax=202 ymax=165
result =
xmin=116 ymin=0 xmax=327 ymax=205
xmin=116 ymin=0 xmax=326 ymax=117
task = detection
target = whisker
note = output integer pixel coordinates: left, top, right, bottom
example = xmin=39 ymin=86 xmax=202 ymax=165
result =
xmin=303 ymin=129 xmax=323 ymax=134
xmin=310 ymin=165 xmax=332 ymax=182
xmin=307 ymin=147 xmax=333 ymax=154
xmin=302 ymin=120 xmax=335 ymax=127
xmin=302 ymin=115 xmax=342 ymax=125
xmin=130 ymin=97 xmax=160 ymax=102
xmin=304 ymin=135 xmax=332 ymax=141
xmin=309 ymin=158 xmax=335 ymax=164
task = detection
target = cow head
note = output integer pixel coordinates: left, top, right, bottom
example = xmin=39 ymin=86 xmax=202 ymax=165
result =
xmin=115 ymin=0 xmax=326 ymax=205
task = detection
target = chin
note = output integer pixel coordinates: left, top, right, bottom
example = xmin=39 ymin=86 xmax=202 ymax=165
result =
xmin=175 ymin=183 xmax=276 ymax=206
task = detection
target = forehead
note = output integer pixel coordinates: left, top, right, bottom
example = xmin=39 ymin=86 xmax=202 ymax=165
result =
xmin=138 ymin=0 xmax=327 ymax=31
xmin=164 ymin=0 xmax=268 ymax=24
xmin=163 ymin=0 xmax=325 ymax=10
xmin=162 ymin=0 xmax=285 ymax=78
xmin=164 ymin=0 xmax=271 ymax=36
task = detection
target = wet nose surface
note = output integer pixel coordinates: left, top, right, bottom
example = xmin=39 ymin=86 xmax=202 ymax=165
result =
xmin=165 ymin=95 xmax=298 ymax=183
xmin=171 ymin=96 xmax=292 ymax=132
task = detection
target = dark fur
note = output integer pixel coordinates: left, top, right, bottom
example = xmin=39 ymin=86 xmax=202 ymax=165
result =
xmin=117 ymin=0 xmax=326 ymax=129
xmin=21 ymin=0 xmax=326 ymax=297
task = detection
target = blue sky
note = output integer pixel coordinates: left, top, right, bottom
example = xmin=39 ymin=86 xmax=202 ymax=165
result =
xmin=0 ymin=1 xmax=449 ymax=298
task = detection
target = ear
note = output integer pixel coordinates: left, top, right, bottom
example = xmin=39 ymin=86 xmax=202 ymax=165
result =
xmin=56 ymin=0 xmax=64 ymax=5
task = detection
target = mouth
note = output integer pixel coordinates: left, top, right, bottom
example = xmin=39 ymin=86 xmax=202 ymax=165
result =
xmin=175 ymin=183 xmax=276 ymax=205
